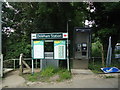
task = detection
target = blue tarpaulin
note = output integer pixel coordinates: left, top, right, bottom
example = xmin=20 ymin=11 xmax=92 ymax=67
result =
xmin=101 ymin=67 xmax=120 ymax=73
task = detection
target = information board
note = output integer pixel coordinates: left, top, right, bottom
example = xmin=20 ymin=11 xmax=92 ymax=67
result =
xmin=33 ymin=40 xmax=44 ymax=59
xmin=54 ymin=40 xmax=66 ymax=59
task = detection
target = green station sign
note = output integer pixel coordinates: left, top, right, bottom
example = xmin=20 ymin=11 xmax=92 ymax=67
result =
xmin=31 ymin=33 xmax=68 ymax=39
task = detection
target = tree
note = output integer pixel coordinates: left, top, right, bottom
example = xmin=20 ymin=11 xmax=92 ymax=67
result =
xmin=2 ymin=2 xmax=88 ymax=59
xmin=90 ymin=2 xmax=120 ymax=59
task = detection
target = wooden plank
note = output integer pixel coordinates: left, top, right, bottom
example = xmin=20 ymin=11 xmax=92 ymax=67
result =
xmin=22 ymin=60 xmax=30 ymax=69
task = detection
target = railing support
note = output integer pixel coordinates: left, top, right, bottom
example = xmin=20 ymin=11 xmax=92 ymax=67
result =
xmin=14 ymin=59 xmax=15 ymax=70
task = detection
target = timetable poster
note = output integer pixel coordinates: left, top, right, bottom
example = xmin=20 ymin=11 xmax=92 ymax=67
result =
xmin=54 ymin=40 xmax=66 ymax=59
xmin=33 ymin=40 xmax=44 ymax=59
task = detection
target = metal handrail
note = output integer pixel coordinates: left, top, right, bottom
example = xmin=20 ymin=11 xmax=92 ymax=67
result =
xmin=3 ymin=58 xmax=33 ymax=70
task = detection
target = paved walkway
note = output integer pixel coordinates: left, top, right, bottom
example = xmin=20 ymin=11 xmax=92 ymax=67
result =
xmin=1 ymin=69 xmax=119 ymax=88
xmin=2 ymin=70 xmax=25 ymax=88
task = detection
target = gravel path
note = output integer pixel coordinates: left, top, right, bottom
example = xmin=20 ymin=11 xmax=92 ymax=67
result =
xmin=1 ymin=70 xmax=119 ymax=88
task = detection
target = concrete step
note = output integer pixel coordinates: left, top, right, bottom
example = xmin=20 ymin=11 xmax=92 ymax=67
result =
xmin=71 ymin=69 xmax=94 ymax=75
xmin=72 ymin=59 xmax=88 ymax=69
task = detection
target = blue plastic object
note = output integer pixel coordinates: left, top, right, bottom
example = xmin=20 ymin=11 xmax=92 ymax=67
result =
xmin=101 ymin=67 xmax=120 ymax=73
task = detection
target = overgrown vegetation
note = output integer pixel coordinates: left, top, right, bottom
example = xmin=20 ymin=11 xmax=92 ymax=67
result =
xmin=104 ymin=76 xmax=115 ymax=79
xmin=89 ymin=59 xmax=120 ymax=74
xmin=90 ymin=40 xmax=120 ymax=73
xmin=22 ymin=66 xmax=72 ymax=82
xmin=92 ymin=41 xmax=102 ymax=57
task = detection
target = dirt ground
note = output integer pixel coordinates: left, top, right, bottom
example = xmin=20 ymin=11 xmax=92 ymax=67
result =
xmin=1 ymin=69 xmax=119 ymax=88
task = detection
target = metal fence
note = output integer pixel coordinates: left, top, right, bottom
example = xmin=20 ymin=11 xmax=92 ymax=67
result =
xmin=3 ymin=58 xmax=41 ymax=70
xmin=3 ymin=57 xmax=103 ymax=71
xmin=91 ymin=57 xmax=102 ymax=65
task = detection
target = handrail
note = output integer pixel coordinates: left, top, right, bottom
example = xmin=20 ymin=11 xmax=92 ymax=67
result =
xmin=4 ymin=58 xmax=32 ymax=61
xmin=3 ymin=58 xmax=33 ymax=70
xmin=91 ymin=57 xmax=102 ymax=59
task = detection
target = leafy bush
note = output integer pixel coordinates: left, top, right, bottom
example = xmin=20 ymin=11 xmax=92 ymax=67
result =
xmin=92 ymin=41 xmax=102 ymax=57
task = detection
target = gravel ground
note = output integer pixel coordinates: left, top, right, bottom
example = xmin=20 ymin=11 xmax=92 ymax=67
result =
xmin=1 ymin=70 xmax=119 ymax=88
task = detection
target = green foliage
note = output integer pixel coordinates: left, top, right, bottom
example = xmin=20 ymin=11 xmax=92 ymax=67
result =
xmin=2 ymin=2 xmax=88 ymax=59
xmin=58 ymin=69 xmax=71 ymax=81
xmin=88 ymin=60 xmax=103 ymax=73
xmin=104 ymin=76 xmax=115 ymax=79
xmin=89 ymin=58 xmax=120 ymax=73
xmin=114 ymin=50 xmax=120 ymax=54
xmin=23 ymin=67 xmax=72 ymax=82
xmin=4 ymin=35 xmax=31 ymax=59
xmin=26 ymin=73 xmax=40 ymax=82
xmin=92 ymin=2 xmax=120 ymax=55
xmin=40 ymin=66 xmax=55 ymax=77
xmin=92 ymin=41 xmax=102 ymax=57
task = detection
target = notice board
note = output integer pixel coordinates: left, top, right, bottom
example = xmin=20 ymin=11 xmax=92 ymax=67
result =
xmin=54 ymin=40 xmax=66 ymax=59
xmin=32 ymin=40 xmax=44 ymax=59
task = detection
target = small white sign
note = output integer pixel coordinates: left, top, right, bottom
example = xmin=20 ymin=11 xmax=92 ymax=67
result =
xmin=31 ymin=34 xmax=36 ymax=39
xmin=63 ymin=33 xmax=68 ymax=38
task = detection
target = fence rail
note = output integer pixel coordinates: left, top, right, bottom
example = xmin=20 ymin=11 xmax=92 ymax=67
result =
xmin=3 ymin=58 xmax=40 ymax=70
xmin=3 ymin=57 xmax=102 ymax=70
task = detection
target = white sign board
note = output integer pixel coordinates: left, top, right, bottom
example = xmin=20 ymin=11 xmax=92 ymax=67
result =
xmin=33 ymin=40 xmax=44 ymax=59
xmin=54 ymin=40 xmax=66 ymax=59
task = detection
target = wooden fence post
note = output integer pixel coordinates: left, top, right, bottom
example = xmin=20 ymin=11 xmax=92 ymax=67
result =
xmin=36 ymin=59 xmax=37 ymax=68
xmin=101 ymin=44 xmax=105 ymax=67
xmin=19 ymin=53 xmax=23 ymax=75
xmin=14 ymin=59 xmax=15 ymax=70
xmin=0 ymin=54 xmax=3 ymax=77
xmin=93 ymin=57 xmax=95 ymax=65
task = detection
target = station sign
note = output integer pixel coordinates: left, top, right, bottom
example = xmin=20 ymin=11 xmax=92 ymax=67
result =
xmin=31 ymin=33 xmax=68 ymax=39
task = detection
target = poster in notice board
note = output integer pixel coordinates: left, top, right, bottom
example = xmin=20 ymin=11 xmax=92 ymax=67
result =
xmin=33 ymin=40 xmax=44 ymax=59
xmin=54 ymin=40 xmax=66 ymax=60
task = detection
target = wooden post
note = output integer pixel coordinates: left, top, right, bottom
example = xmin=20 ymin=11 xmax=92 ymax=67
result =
xmin=101 ymin=44 xmax=105 ymax=67
xmin=22 ymin=60 xmax=30 ymax=69
xmin=93 ymin=57 xmax=95 ymax=65
xmin=0 ymin=54 xmax=3 ymax=77
xmin=40 ymin=59 xmax=42 ymax=71
xmin=14 ymin=59 xmax=15 ymax=70
xmin=19 ymin=53 xmax=23 ymax=75
xmin=36 ymin=59 xmax=37 ymax=68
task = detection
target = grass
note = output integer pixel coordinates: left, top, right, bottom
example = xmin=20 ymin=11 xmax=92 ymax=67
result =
xmin=88 ymin=61 xmax=103 ymax=74
xmin=22 ymin=66 xmax=72 ymax=82
xmin=23 ymin=72 xmax=41 ymax=82
xmin=88 ymin=59 xmax=120 ymax=74
xmin=41 ymin=66 xmax=55 ymax=77
xmin=57 ymin=69 xmax=71 ymax=81
xmin=104 ymin=76 xmax=115 ymax=79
